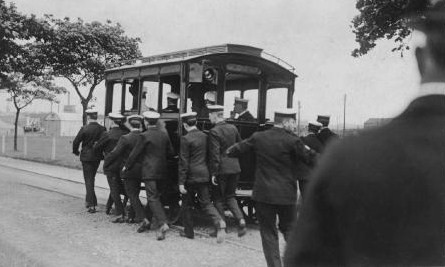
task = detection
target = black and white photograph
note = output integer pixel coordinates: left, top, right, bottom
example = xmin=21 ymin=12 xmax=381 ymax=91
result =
xmin=0 ymin=0 xmax=444 ymax=266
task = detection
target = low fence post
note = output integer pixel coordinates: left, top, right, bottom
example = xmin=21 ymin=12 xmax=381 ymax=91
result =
xmin=1 ymin=135 xmax=4 ymax=154
xmin=51 ymin=136 xmax=56 ymax=160
xmin=23 ymin=135 xmax=27 ymax=156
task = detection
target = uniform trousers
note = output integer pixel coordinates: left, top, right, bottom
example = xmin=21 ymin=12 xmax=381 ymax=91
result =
xmin=144 ymin=179 xmax=167 ymax=226
xmin=106 ymin=174 xmax=124 ymax=216
xmin=256 ymin=202 xmax=296 ymax=267
xmin=125 ymin=178 xmax=152 ymax=221
xmin=81 ymin=161 xmax=100 ymax=207
xmin=213 ymin=173 xmax=244 ymax=222
xmin=182 ymin=183 xmax=223 ymax=236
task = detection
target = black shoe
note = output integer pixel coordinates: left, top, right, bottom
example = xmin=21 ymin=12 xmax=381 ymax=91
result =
xmin=156 ymin=223 xmax=169 ymax=241
xmin=179 ymin=231 xmax=194 ymax=239
xmin=87 ymin=207 xmax=96 ymax=213
xmin=137 ymin=219 xmax=151 ymax=233
xmin=238 ymin=219 xmax=247 ymax=237
xmin=111 ymin=216 xmax=126 ymax=223
xmin=105 ymin=207 xmax=112 ymax=215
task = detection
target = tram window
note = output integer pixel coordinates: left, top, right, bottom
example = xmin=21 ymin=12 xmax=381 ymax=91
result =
xmin=141 ymin=80 xmax=159 ymax=112
xmin=243 ymin=89 xmax=258 ymax=120
xmin=224 ymin=91 xmax=240 ymax=118
xmin=124 ymin=80 xmax=140 ymax=113
xmin=111 ymin=83 xmax=122 ymax=113
xmin=266 ymin=88 xmax=288 ymax=121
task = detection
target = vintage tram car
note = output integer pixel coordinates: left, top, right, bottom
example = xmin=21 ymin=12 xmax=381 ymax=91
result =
xmin=104 ymin=44 xmax=297 ymax=221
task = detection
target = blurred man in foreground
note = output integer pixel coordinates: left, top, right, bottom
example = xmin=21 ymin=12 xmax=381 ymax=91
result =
xmin=228 ymin=109 xmax=309 ymax=267
xmin=284 ymin=1 xmax=445 ymax=266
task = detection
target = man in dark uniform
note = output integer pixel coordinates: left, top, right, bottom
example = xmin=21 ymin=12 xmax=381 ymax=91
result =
xmin=207 ymin=105 xmax=246 ymax=237
xmin=227 ymin=109 xmax=310 ymax=267
xmin=316 ymin=115 xmax=338 ymax=147
xmin=161 ymin=92 xmax=179 ymax=113
xmin=94 ymin=112 xmax=129 ymax=222
xmin=72 ymin=109 xmax=106 ymax=213
xmin=298 ymin=121 xmax=324 ymax=196
xmin=105 ymin=115 xmax=152 ymax=232
xmin=230 ymin=97 xmax=255 ymax=122
xmin=284 ymin=1 xmax=445 ymax=266
xmin=302 ymin=121 xmax=323 ymax=154
xmin=178 ymin=112 xmax=226 ymax=243
xmin=124 ymin=111 xmax=175 ymax=240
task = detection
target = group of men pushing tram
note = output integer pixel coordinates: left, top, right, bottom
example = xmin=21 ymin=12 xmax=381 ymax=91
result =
xmin=72 ymin=92 xmax=337 ymax=266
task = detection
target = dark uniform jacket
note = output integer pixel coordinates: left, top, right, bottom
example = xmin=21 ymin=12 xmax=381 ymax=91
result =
xmin=237 ymin=111 xmax=255 ymax=122
xmin=317 ymin=127 xmax=338 ymax=147
xmin=125 ymin=127 xmax=175 ymax=180
xmin=178 ymin=128 xmax=210 ymax=185
xmin=284 ymin=95 xmax=445 ymax=266
xmin=94 ymin=126 xmax=129 ymax=175
xmin=72 ymin=122 xmax=106 ymax=162
xmin=208 ymin=121 xmax=241 ymax=176
xmin=228 ymin=127 xmax=310 ymax=205
xmin=105 ymin=130 xmax=142 ymax=180
xmin=302 ymin=133 xmax=323 ymax=154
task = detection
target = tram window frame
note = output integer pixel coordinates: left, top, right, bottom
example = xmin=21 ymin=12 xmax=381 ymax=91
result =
xmin=265 ymin=87 xmax=289 ymax=122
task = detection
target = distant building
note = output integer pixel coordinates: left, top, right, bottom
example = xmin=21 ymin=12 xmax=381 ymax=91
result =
xmin=44 ymin=113 xmax=83 ymax=136
xmin=364 ymin=118 xmax=392 ymax=129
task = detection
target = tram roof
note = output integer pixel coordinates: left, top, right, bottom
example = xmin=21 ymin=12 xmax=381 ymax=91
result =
xmin=105 ymin=44 xmax=297 ymax=77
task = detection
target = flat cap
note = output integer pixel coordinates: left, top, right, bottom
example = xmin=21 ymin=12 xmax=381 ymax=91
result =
xmin=180 ymin=112 xmax=197 ymax=120
xmin=142 ymin=111 xmax=160 ymax=119
xmin=127 ymin=114 xmax=144 ymax=123
xmin=85 ymin=108 xmax=98 ymax=115
xmin=108 ymin=112 xmax=125 ymax=120
xmin=207 ymin=105 xmax=224 ymax=112
xmin=234 ymin=97 xmax=249 ymax=104
xmin=274 ymin=109 xmax=297 ymax=121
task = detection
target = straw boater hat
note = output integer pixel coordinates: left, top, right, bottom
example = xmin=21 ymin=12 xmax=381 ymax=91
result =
xmin=274 ymin=109 xmax=296 ymax=123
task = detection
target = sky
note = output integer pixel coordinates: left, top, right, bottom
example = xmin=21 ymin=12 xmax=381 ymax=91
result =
xmin=1 ymin=0 xmax=422 ymax=127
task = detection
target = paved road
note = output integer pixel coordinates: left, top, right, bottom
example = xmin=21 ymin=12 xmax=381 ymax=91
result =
xmin=0 ymin=162 xmax=272 ymax=267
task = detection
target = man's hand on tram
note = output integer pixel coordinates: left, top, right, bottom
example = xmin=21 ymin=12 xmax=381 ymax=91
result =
xmin=211 ymin=176 xmax=218 ymax=186
xmin=179 ymin=185 xmax=187 ymax=194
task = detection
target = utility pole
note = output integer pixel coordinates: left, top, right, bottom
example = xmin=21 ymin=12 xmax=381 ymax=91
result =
xmin=297 ymin=101 xmax=301 ymax=135
xmin=343 ymin=94 xmax=347 ymax=136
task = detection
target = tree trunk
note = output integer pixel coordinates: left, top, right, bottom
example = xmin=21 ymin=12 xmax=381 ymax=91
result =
xmin=82 ymin=101 xmax=88 ymax=126
xmin=14 ymin=108 xmax=20 ymax=151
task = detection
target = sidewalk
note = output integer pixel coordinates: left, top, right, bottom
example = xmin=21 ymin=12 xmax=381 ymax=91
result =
xmin=0 ymin=156 xmax=109 ymax=190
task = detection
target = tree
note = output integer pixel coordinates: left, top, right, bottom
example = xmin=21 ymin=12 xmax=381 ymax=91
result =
xmin=39 ymin=17 xmax=142 ymax=124
xmin=351 ymin=0 xmax=431 ymax=57
xmin=1 ymin=73 xmax=66 ymax=151
xmin=0 ymin=0 xmax=51 ymax=78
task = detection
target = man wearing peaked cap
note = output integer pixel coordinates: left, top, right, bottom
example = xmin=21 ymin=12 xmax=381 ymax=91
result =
xmin=231 ymin=97 xmax=255 ymax=122
xmin=73 ymin=108 xmax=106 ymax=213
xmin=105 ymin=114 xmax=153 ymax=233
xmin=304 ymin=121 xmax=323 ymax=154
xmin=316 ymin=114 xmax=338 ymax=148
xmin=227 ymin=108 xmax=310 ymax=267
xmin=177 ymin=112 xmax=226 ymax=243
xmin=124 ymin=109 xmax=175 ymax=240
xmin=162 ymin=92 xmax=179 ymax=113
xmin=93 ymin=112 xmax=129 ymax=221
xmin=285 ymin=1 xmax=445 ymax=265
xmin=207 ymin=105 xmax=247 ymax=238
